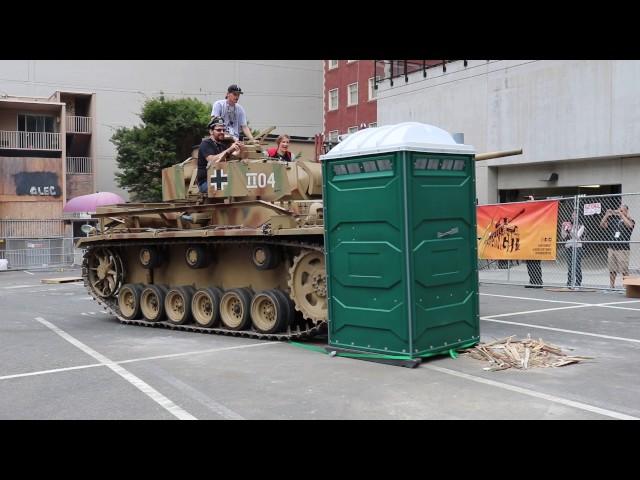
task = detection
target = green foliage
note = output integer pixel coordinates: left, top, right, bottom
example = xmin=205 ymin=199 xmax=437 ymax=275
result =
xmin=111 ymin=95 xmax=211 ymax=202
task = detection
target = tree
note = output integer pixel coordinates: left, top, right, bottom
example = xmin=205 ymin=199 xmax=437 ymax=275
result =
xmin=111 ymin=96 xmax=211 ymax=202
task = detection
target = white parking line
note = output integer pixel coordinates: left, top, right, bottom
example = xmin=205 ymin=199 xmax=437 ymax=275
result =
xmin=425 ymin=364 xmax=639 ymax=420
xmin=483 ymin=305 xmax=589 ymax=318
xmin=3 ymin=285 xmax=38 ymax=289
xmin=0 ymin=363 xmax=103 ymax=381
xmin=480 ymin=293 xmax=588 ymax=305
xmin=0 ymin=341 xmax=281 ymax=382
xmin=23 ymin=271 xmax=34 ymax=275
xmin=34 ymin=316 xmax=196 ymax=420
xmin=117 ymin=341 xmax=281 ymax=365
xmin=481 ymin=317 xmax=640 ymax=344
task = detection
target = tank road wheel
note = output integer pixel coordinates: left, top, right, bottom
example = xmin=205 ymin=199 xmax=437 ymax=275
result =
xmin=140 ymin=284 xmax=168 ymax=322
xmin=250 ymin=289 xmax=290 ymax=334
xmin=164 ymin=286 xmax=196 ymax=325
xmin=191 ymin=287 xmax=223 ymax=327
xmin=185 ymin=245 xmax=211 ymax=269
xmin=251 ymin=245 xmax=280 ymax=270
xmin=220 ymin=288 xmax=253 ymax=331
xmin=288 ymin=250 xmax=328 ymax=323
xmin=139 ymin=246 xmax=162 ymax=269
xmin=118 ymin=283 xmax=143 ymax=319
xmin=87 ymin=247 xmax=124 ymax=298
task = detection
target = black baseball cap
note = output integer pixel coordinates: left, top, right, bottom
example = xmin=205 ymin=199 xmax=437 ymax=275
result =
xmin=208 ymin=116 xmax=225 ymax=129
xmin=227 ymin=84 xmax=243 ymax=94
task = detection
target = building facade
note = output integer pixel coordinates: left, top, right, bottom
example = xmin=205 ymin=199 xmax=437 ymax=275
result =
xmin=323 ymin=60 xmax=377 ymax=144
xmin=375 ymin=60 xmax=640 ymax=204
xmin=0 ymin=91 xmax=96 ymax=233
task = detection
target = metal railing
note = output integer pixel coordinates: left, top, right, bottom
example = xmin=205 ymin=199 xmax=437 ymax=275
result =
xmin=0 ymin=130 xmax=61 ymax=150
xmin=66 ymin=116 xmax=92 ymax=134
xmin=0 ymin=219 xmax=66 ymax=238
xmin=479 ymin=193 xmax=640 ymax=290
xmin=67 ymin=156 xmax=92 ymax=174
xmin=0 ymin=237 xmax=82 ymax=270
xmin=373 ymin=60 xmax=467 ymax=88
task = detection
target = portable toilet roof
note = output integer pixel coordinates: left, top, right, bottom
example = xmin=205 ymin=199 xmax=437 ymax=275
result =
xmin=320 ymin=122 xmax=475 ymax=161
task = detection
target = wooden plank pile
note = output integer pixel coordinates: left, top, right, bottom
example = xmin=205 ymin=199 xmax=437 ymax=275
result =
xmin=462 ymin=335 xmax=593 ymax=371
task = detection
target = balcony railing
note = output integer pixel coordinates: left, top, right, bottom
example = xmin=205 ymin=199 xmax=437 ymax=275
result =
xmin=66 ymin=156 xmax=93 ymax=174
xmin=0 ymin=130 xmax=61 ymax=151
xmin=67 ymin=116 xmax=92 ymax=134
xmin=373 ymin=60 xmax=468 ymax=88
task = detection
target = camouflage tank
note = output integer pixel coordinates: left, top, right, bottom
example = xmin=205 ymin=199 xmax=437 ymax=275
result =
xmin=78 ymin=128 xmax=328 ymax=340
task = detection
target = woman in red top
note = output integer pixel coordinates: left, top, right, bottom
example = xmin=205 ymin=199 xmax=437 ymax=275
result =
xmin=267 ymin=134 xmax=295 ymax=162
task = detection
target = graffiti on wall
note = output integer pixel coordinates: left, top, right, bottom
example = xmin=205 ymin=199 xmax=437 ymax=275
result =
xmin=13 ymin=172 xmax=62 ymax=197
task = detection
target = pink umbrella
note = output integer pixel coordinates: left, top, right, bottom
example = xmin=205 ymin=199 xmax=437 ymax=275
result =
xmin=63 ymin=192 xmax=125 ymax=213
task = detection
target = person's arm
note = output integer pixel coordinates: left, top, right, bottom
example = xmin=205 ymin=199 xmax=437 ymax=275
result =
xmin=600 ymin=210 xmax=612 ymax=228
xmin=237 ymin=106 xmax=254 ymax=142
xmin=576 ymin=224 xmax=585 ymax=239
xmin=242 ymin=124 xmax=255 ymax=142
xmin=211 ymin=101 xmax=222 ymax=118
xmin=561 ymin=223 xmax=570 ymax=239
xmin=206 ymin=142 xmax=241 ymax=167
xmin=619 ymin=210 xmax=635 ymax=228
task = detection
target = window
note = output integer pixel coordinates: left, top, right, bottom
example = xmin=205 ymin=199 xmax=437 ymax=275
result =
xmin=328 ymin=130 xmax=339 ymax=141
xmin=369 ymin=122 xmax=377 ymax=128
xmin=347 ymin=126 xmax=359 ymax=134
xmin=328 ymin=89 xmax=339 ymax=111
xmin=18 ymin=114 xmax=55 ymax=133
xmin=328 ymin=60 xmax=338 ymax=69
xmin=347 ymin=82 xmax=358 ymax=106
xmin=368 ymin=77 xmax=378 ymax=101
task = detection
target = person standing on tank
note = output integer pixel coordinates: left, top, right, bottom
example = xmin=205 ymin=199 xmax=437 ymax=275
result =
xmin=196 ymin=117 xmax=241 ymax=193
xmin=211 ymin=84 xmax=255 ymax=143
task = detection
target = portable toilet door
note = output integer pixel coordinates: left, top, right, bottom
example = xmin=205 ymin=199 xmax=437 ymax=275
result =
xmin=321 ymin=122 xmax=480 ymax=359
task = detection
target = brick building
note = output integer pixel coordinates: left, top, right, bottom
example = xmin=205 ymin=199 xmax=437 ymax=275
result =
xmin=323 ymin=60 xmax=378 ymax=144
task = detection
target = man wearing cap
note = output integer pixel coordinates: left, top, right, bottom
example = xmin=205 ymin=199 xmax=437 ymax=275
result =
xmin=196 ymin=116 xmax=241 ymax=193
xmin=211 ymin=84 xmax=255 ymax=142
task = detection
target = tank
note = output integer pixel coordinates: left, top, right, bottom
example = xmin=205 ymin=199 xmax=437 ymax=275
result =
xmin=78 ymin=131 xmax=327 ymax=340
xmin=78 ymin=124 xmax=522 ymax=341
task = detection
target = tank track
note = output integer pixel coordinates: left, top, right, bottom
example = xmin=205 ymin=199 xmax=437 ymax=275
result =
xmin=82 ymin=237 xmax=327 ymax=341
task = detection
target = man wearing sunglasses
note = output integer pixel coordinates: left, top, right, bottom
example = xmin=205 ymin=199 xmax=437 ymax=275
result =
xmin=211 ymin=84 xmax=255 ymax=143
xmin=196 ymin=116 xmax=241 ymax=193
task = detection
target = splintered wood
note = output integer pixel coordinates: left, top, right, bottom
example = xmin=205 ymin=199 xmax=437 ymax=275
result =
xmin=463 ymin=336 xmax=592 ymax=371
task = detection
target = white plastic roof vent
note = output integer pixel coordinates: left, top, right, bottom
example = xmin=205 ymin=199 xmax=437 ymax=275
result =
xmin=320 ymin=122 xmax=475 ymax=161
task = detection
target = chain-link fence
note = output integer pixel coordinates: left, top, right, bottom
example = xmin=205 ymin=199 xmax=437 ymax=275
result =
xmin=0 ymin=238 xmax=82 ymax=270
xmin=479 ymin=193 xmax=640 ymax=290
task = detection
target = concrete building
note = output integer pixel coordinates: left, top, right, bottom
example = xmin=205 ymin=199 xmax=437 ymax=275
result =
xmin=0 ymin=90 xmax=96 ymax=235
xmin=323 ymin=60 xmax=378 ymax=144
xmin=0 ymin=60 xmax=323 ymax=200
xmin=375 ymin=60 xmax=640 ymax=204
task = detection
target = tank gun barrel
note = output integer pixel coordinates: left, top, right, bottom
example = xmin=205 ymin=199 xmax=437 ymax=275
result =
xmin=475 ymin=148 xmax=523 ymax=161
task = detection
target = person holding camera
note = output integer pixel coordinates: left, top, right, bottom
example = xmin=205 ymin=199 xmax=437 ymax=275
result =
xmin=561 ymin=210 xmax=585 ymax=287
xmin=196 ymin=116 xmax=242 ymax=193
xmin=600 ymin=204 xmax=635 ymax=288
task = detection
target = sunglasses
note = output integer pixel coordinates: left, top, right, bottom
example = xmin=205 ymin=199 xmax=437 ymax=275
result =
xmin=212 ymin=128 xmax=225 ymax=132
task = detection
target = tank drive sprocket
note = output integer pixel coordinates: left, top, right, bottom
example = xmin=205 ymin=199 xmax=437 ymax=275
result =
xmin=86 ymin=247 xmax=124 ymax=298
xmin=287 ymin=249 xmax=328 ymax=323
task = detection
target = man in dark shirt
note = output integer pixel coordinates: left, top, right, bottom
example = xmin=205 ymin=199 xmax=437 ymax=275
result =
xmin=197 ymin=116 xmax=241 ymax=193
xmin=600 ymin=204 xmax=635 ymax=288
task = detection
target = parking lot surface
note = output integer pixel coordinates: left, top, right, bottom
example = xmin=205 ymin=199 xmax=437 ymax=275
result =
xmin=1 ymin=267 xmax=639 ymax=419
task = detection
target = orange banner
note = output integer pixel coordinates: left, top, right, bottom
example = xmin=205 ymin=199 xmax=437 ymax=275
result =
xmin=477 ymin=200 xmax=558 ymax=260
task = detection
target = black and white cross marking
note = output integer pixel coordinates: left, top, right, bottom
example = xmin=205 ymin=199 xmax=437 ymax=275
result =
xmin=211 ymin=169 xmax=228 ymax=190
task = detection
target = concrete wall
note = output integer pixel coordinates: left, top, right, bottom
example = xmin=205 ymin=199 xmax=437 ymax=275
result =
xmin=376 ymin=60 xmax=640 ymax=203
xmin=0 ymin=60 xmax=323 ymax=200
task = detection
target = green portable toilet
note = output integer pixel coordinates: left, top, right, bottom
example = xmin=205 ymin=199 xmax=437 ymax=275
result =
xmin=320 ymin=122 xmax=480 ymax=360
